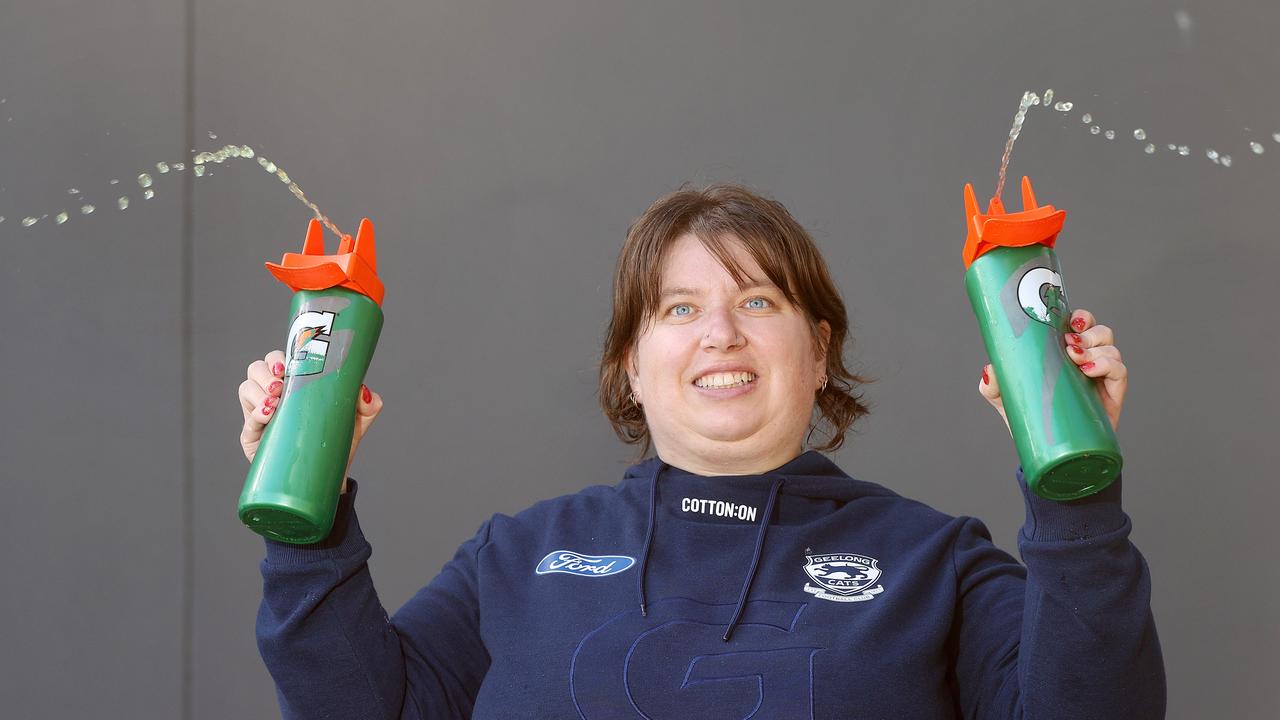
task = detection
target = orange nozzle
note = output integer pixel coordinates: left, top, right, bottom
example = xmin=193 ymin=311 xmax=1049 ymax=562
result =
xmin=962 ymin=176 xmax=1066 ymax=269
xmin=265 ymin=218 xmax=385 ymax=305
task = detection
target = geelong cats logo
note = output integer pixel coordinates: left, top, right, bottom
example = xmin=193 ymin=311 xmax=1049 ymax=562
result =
xmin=803 ymin=553 xmax=885 ymax=603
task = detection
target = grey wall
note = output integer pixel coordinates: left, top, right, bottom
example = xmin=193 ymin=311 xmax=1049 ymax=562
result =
xmin=2 ymin=1 xmax=1276 ymax=717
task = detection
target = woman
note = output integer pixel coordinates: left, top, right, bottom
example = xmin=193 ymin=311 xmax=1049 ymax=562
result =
xmin=239 ymin=183 xmax=1165 ymax=718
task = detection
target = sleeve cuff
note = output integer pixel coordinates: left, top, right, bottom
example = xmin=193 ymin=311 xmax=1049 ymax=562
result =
xmin=1018 ymin=466 xmax=1127 ymax=542
xmin=262 ymin=478 xmax=370 ymax=565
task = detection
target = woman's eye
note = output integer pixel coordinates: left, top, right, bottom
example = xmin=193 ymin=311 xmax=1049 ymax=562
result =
xmin=745 ymin=297 xmax=771 ymax=310
xmin=670 ymin=304 xmax=693 ymax=317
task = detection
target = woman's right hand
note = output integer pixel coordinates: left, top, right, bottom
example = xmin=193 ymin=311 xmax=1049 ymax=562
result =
xmin=238 ymin=350 xmax=383 ymax=490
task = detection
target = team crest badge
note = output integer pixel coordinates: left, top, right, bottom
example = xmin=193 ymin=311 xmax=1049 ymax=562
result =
xmin=803 ymin=553 xmax=885 ymax=602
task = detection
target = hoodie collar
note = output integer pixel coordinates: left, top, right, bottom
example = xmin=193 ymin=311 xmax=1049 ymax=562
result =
xmin=628 ymin=450 xmax=890 ymax=642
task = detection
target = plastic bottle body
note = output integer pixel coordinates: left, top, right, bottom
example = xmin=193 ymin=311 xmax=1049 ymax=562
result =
xmin=239 ymin=288 xmax=383 ymax=543
xmin=964 ymin=244 xmax=1121 ymax=500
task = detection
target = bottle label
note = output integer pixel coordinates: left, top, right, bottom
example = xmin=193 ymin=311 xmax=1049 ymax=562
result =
xmin=1017 ymin=266 xmax=1069 ymax=328
xmin=286 ymin=310 xmax=337 ymax=376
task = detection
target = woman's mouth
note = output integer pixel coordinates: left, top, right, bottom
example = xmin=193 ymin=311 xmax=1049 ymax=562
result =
xmin=694 ymin=371 xmax=757 ymax=388
xmin=692 ymin=371 xmax=758 ymax=397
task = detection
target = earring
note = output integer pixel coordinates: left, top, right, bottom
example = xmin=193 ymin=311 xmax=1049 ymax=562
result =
xmin=630 ymin=390 xmax=641 ymax=407
xmin=818 ymin=376 xmax=828 ymax=393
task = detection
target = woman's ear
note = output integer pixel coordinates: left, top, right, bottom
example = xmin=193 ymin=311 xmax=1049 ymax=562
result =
xmin=815 ymin=320 xmax=832 ymax=367
xmin=626 ymin=348 xmax=642 ymax=400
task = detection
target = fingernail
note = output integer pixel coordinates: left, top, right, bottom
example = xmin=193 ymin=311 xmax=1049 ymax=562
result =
xmin=981 ymin=367 xmax=989 ymax=385
xmin=272 ymin=362 xmax=285 ymax=376
xmin=1080 ymin=362 xmax=1096 ymax=371
xmin=362 ymin=385 xmax=372 ymax=403
xmin=1067 ymin=333 xmax=1082 ymax=345
xmin=268 ymin=381 xmax=283 ymax=395
xmin=1072 ymin=318 xmax=1086 ymax=332
xmin=1070 ymin=345 xmax=1085 ymax=355
xmin=264 ymin=395 xmax=277 ymax=408
xmin=263 ymin=405 xmax=274 ymax=415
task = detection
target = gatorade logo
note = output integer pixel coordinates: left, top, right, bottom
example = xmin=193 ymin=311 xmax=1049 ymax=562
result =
xmin=571 ymin=598 xmax=820 ymax=718
xmin=1017 ymin=266 xmax=1068 ymax=328
xmin=286 ymin=310 xmax=336 ymax=376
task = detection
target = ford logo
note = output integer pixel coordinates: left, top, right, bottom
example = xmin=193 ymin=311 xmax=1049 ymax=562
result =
xmin=535 ymin=550 xmax=636 ymax=578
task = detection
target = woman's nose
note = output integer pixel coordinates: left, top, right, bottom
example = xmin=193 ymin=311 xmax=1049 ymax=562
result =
xmin=699 ymin=307 xmax=745 ymax=351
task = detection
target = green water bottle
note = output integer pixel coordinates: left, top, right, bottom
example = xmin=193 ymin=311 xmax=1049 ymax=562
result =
xmin=239 ymin=218 xmax=386 ymax=543
xmin=962 ymin=177 xmax=1121 ymax=501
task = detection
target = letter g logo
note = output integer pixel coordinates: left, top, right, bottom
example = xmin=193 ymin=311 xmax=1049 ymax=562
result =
xmin=570 ymin=597 xmax=820 ymax=719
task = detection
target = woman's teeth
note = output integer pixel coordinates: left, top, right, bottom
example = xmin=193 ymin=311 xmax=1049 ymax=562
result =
xmin=694 ymin=371 xmax=757 ymax=389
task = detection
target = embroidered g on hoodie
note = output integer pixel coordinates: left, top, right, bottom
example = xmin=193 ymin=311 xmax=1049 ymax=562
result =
xmin=256 ymin=450 xmax=1166 ymax=718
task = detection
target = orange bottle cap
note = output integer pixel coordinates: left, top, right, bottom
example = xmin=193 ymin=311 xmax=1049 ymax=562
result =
xmin=265 ymin=218 xmax=385 ymax=305
xmin=962 ymin=176 xmax=1066 ymax=269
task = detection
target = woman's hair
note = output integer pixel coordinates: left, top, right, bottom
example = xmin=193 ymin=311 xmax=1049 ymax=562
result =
xmin=599 ymin=182 xmax=874 ymax=458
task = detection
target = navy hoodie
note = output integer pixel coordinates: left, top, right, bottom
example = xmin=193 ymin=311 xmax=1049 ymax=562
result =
xmin=256 ymin=451 xmax=1165 ymax=718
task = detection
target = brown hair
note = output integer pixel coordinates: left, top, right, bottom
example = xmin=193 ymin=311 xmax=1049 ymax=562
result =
xmin=599 ymin=182 xmax=874 ymax=458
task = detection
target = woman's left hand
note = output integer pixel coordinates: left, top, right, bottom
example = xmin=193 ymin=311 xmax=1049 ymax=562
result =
xmin=979 ymin=308 xmax=1127 ymax=435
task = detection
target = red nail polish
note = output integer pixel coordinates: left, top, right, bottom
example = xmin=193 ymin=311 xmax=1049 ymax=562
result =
xmin=268 ymin=381 xmax=282 ymax=395
xmin=1080 ymin=362 xmax=1096 ymax=371
xmin=263 ymin=405 xmax=274 ymax=415
xmin=362 ymin=385 xmax=372 ymax=403
xmin=1068 ymin=333 xmax=1082 ymax=344
xmin=264 ymin=395 xmax=277 ymax=408
xmin=981 ymin=367 xmax=989 ymax=385
xmin=272 ymin=362 xmax=285 ymax=376
xmin=1070 ymin=345 xmax=1084 ymax=355
xmin=1072 ymin=318 xmax=1086 ymax=332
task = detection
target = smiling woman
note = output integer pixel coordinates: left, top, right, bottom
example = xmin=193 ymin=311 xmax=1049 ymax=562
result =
xmin=599 ymin=183 xmax=873 ymax=474
xmin=244 ymin=181 xmax=1164 ymax=719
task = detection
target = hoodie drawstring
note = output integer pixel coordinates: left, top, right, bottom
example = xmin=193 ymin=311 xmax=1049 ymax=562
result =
xmin=636 ymin=461 xmax=786 ymax=642
xmin=723 ymin=475 xmax=784 ymax=642
xmin=637 ymin=460 xmax=666 ymax=617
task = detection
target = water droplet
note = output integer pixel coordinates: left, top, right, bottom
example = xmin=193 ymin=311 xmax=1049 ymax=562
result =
xmin=55 ymin=212 xmax=69 ymax=225
xmin=1206 ymin=148 xmax=1219 ymax=160
xmin=264 ymin=161 xmax=278 ymax=174
xmin=1221 ymin=155 xmax=1233 ymax=167
xmin=1251 ymin=141 xmax=1265 ymax=154
xmin=1104 ymin=129 xmax=1115 ymax=140
xmin=173 ymin=162 xmax=186 ymax=171
xmin=157 ymin=162 xmax=170 ymax=173
xmin=1145 ymin=143 xmax=1156 ymax=154
xmin=144 ymin=189 xmax=155 ymax=199
xmin=1174 ymin=10 xmax=1193 ymax=33
xmin=67 ymin=187 xmax=80 ymax=195
xmin=1043 ymin=89 xmax=1054 ymax=106
xmin=194 ymin=166 xmax=206 ymax=177
xmin=137 ymin=173 xmax=153 ymax=188
xmin=277 ymin=170 xmax=291 ymax=184
xmin=110 ymin=178 xmax=120 ymax=185
xmin=81 ymin=204 xmax=95 ymax=214
xmin=21 ymin=217 xmax=38 ymax=227
xmin=1167 ymin=143 xmax=1178 ymax=150
xmin=241 ymin=145 xmax=255 ymax=158
xmin=1133 ymin=129 xmax=1147 ymax=140
xmin=0 ymin=216 xmax=4 ymax=223
xmin=1178 ymin=146 xmax=1190 ymax=156
xmin=207 ymin=131 xmax=217 ymax=140
xmin=1090 ymin=125 xmax=1101 ymax=135
xmin=118 ymin=196 xmax=130 ymax=210
xmin=1082 ymin=113 xmax=1092 ymax=123
xmin=1053 ymin=101 xmax=1073 ymax=112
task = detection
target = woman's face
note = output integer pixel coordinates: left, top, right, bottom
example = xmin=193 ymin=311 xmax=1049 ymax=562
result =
xmin=627 ymin=233 xmax=829 ymax=473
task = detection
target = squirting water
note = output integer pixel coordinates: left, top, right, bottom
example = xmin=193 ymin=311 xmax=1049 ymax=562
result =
xmin=2 ymin=133 xmax=342 ymax=238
